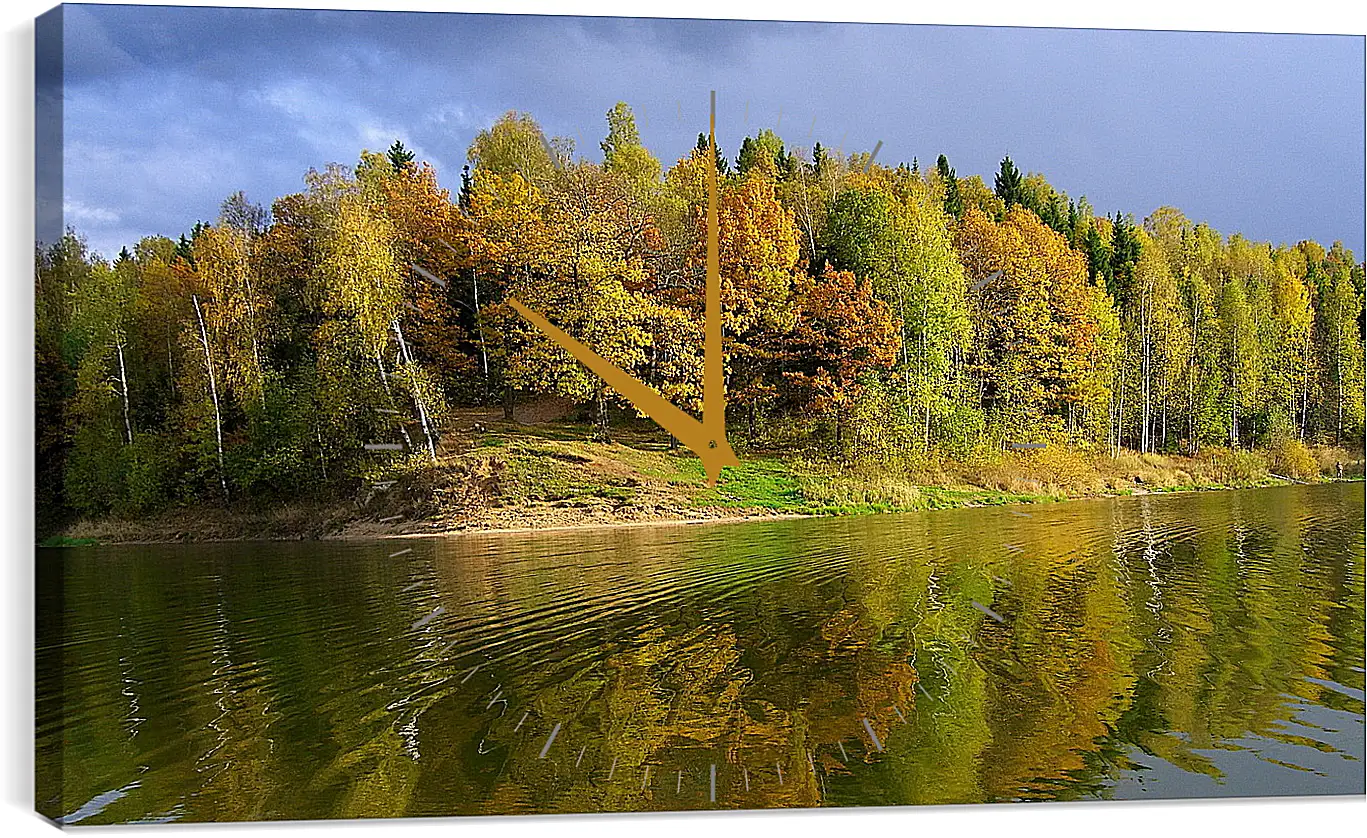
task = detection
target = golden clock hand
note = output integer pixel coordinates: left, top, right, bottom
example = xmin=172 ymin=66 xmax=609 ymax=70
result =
xmin=703 ymin=90 xmax=729 ymax=466
xmin=504 ymin=298 xmax=737 ymax=484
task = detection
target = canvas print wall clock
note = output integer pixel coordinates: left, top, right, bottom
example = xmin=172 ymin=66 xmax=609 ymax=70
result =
xmin=34 ymin=2 xmax=1365 ymax=826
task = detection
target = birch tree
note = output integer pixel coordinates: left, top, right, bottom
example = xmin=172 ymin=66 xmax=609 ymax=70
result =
xmin=317 ymin=189 xmax=442 ymax=464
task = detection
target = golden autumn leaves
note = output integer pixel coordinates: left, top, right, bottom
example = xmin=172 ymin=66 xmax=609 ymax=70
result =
xmin=507 ymin=93 xmax=738 ymax=485
xmin=40 ymin=95 xmax=1364 ymax=518
xmin=461 ymin=106 xmax=901 ymax=484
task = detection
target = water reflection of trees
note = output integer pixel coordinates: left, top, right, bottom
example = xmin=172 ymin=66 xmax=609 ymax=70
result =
xmin=37 ymin=486 xmax=1365 ymax=822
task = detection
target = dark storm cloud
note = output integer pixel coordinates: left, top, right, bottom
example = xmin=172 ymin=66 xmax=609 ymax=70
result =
xmin=54 ymin=4 xmax=1364 ymax=260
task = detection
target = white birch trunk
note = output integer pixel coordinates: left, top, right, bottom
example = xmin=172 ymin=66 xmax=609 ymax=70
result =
xmin=1117 ymin=384 xmax=1125 ymax=455
xmin=472 ymin=271 xmax=490 ymax=390
xmin=316 ymin=426 xmax=328 ymax=481
xmin=1336 ymin=318 xmax=1345 ymax=445
xmin=237 ymin=236 xmax=267 ymax=409
xmin=192 ymin=294 xmax=229 ymax=500
xmin=1188 ymin=297 xmax=1199 ymax=454
xmin=1140 ymin=291 xmax=1152 ymax=454
xmin=374 ymin=348 xmax=415 ymax=451
xmin=166 ymin=337 xmax=177 ymax=398
xmin=921 ymin=294 xmax=931 ymax=449
xmin=895 ymin=276 xmax=913 ymax=422
xmin=392 ymin=319 xmax=438 ymax=464
xmin=116 ymin=341 xmax=133 ymax=445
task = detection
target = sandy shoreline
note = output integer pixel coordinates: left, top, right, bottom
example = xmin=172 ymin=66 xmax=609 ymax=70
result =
xmin=50 ymin=478 xmax=1358 ymax=546
xmin=372 ymin=511 xmax=814 ymax=539
xmin=51 ymin=503 xmax=817 ymax=546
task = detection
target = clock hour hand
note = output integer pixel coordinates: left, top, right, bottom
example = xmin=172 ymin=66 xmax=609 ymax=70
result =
xmin=506 ymin=297 xmax=738 ymax=485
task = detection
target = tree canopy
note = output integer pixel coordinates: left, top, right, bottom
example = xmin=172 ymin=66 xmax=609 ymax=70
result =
xmin=35 ymin=103 xmax=1367 ymax=523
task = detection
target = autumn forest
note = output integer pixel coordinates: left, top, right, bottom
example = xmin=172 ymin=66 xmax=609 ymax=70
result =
xmin=34 ymin=103 xmax=1367 ymax=531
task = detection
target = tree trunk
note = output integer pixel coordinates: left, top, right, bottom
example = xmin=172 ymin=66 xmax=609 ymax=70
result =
xmin=166 ymin=337 xmax=176 ymax=398
xmin=1298 ymin=329 xmax=1310 ymax=440
xmin=237 ymin=236 xmax=267 ymax=411
xmin=116 ymin=341 xmax=133 ymax=445
xmin=472 ymin=269 xmax=491 ymax=404
xmin=1161 ymin=386 xmax=1168 ymax=452
xmin=1187 ymin=295 xmax=1199 ymax=454
xmin=1108 ymin=396 xmax=1116 ymax=457
xmin=374 ymin=348 xmax=415 ymax=451
xmin=316 ymin=426 xmax=329 ymax=481
xmin=1231 ymin=389 xmax=1239 ymax=448
xmin=1230 ymin=336 xmax=1239 ymax=447
xmin=921 ymin=294 xmax=931 ymax=449
xmin=503 ymin=384 xmax=515 ymax=422
xmin=1336 ymin=320 xmax=1344 ymax=445
xmin=596 ymin=389 xmax=610 ymax=442
xmin=192 ymin=295 xmax=229 ymax=501
xmin=796 ymin=163 xmax=818 ymax=267
xmin=1140 ymin=293 xmax=1151 ymax=454
xmin=392 ymin=319 xmax=438 ymax=464
xmin=896 ymin=276 xmax=913 ymax=420
xmin=1116 ymin=384 xmax=1125 ymax=454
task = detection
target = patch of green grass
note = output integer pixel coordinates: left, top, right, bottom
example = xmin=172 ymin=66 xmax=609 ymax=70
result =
xmin=684 ymin=455 xmax=1057 ymax=516
xmin=482 ymin=433 xmax=653 ymax=507
xmin=493 ymin=422 xmax=588 ymax=443
xmin=602 ymin=443 xmax=694 ymax=481
xmin=589 ymin=485 xmax=635 ymax=502
xmin=689 ymin=458 xmax=806 ymax=510
xmin=526 ymin=445 xmax=593 ymax=463
xmin=498 ymin=448 xmax=595 ymax=503
xmin=39 ymin=535 xmax=99 ymax=547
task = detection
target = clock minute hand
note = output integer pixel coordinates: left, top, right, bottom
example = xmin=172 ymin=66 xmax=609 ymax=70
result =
xmin=505 ymin=298 xmax=738 ymax=485
xmin=701 ymin=89 xmax=730 ymax=484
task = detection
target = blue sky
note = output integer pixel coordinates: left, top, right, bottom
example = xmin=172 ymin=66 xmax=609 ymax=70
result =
xmin=48 ymin=4 xmax=1366 ymax=259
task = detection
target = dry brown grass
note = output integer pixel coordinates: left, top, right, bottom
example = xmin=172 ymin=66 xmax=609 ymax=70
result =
xmin=1312 ymin=445 xmax=1366 ymax=478
xmin=901 ymin=444 xmax=1285 ymax=498
xmin=797 ymin=469 xmax=924 ymax=509
xmin=63 ymin=501 xmax=357 ymax=543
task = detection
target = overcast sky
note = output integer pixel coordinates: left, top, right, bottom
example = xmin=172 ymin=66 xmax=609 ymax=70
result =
xmin=47 ymin=4 xmax=1366 ymax=260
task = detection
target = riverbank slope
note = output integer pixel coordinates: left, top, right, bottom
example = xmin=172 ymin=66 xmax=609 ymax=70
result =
xmin=49 ymin=412 xmax=1365 ymax=545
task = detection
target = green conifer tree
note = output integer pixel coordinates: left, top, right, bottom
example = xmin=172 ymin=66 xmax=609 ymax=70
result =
xmin=993 ymin=156 xmax=1025 ymax=207
xmin=386 ymin=139 xmax=415 ymax=172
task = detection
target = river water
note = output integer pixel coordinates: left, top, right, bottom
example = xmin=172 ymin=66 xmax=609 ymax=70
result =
xmin=36 ymin=482 xmax=1365 ymax=823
